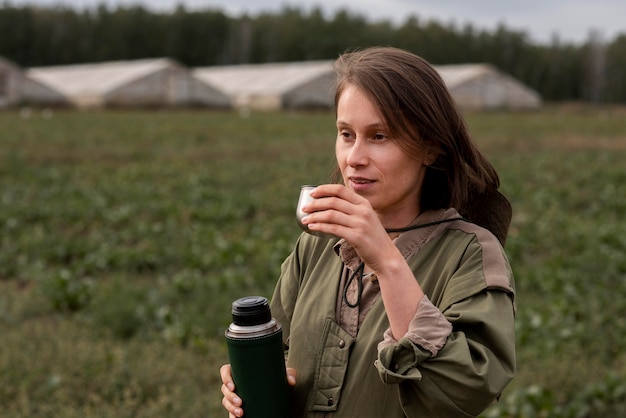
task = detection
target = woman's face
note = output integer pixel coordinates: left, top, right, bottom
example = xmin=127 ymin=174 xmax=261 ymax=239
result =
xmin=335 ymin=84 xmax=430 ymax=227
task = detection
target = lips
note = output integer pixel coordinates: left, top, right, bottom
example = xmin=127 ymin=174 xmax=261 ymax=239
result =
xmin=348 ymin=176 xmax=375 ymax=192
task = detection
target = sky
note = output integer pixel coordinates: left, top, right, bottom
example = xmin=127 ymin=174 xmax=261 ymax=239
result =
xmin=6 ymin=0 xmax=626 ymax=45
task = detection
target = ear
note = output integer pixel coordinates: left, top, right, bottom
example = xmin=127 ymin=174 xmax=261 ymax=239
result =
xmin=417 ymin=139 xmax=437 ymax=166
xmin=423 ymin=151 xmax=436 ymax=167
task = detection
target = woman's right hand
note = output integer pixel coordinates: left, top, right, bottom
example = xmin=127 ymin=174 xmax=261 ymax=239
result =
xmin=220 ymin=364 xmax=243 ymax=418
xmin=220 ymin=364 xmax=297 ymax=418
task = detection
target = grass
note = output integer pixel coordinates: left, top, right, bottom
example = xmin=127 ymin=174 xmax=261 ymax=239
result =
xmin=1 ymin=106 xmax=625 ymax=417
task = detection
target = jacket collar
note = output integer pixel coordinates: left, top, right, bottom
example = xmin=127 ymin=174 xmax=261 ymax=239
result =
xmin=333 ymin=208 xmax=462 ymax=269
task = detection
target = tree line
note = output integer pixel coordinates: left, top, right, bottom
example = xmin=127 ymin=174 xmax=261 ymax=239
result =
xmin=1 ymin=2 xmax=625 ymax=103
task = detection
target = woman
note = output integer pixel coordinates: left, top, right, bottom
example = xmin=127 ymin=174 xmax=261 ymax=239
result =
xmin=221 ymin=46 xmax=515 ymax=417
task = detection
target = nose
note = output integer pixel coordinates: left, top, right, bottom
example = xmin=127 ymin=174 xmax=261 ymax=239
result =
xmin=346 ymin=138 xmax=369 ymax=167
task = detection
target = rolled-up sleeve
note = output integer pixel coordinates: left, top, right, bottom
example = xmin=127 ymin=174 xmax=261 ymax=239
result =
xmin=375 ymin=295 xmax=452 ymax=384
xmin=375 ymin=289 xmax=515 ymax=417
xmin=378 ymin=295 xmax=452 ymax=355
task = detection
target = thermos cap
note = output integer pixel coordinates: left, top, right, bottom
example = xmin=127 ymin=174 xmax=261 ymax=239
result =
xmin=231 ymin=296 xmax=272 ymax=326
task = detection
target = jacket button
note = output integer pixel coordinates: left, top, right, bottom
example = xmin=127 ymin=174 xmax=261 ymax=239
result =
xmin=338 ymin=339 xmax=345 ymax=348
xmin=327 ymin=397 xmax=334 ymax=406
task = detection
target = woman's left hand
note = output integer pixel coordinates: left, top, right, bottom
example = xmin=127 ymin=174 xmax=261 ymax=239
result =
xmin=302 ymin=183 xmax=425 ymax=339
xmin=300 ymin=184 xmax=397 ymax=272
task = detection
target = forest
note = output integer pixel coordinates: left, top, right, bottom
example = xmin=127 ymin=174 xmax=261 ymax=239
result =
xmin=1 ymin=2 xmax=626 ymax=102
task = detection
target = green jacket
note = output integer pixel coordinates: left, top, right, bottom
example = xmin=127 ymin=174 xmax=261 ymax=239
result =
xmin=271 ymin=210 xmax=516 ymax=417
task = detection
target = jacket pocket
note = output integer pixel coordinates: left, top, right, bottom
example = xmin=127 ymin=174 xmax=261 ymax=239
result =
xmin=308 ymin=318 xmax=355 ymax=412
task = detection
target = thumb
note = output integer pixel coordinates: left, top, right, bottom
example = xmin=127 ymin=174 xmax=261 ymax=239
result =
xmin=286 ymin=367 xmax=297 ymax=386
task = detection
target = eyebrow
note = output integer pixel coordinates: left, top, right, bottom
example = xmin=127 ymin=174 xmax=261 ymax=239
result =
xmin=336 ymin=120 xmax=387 ymax=130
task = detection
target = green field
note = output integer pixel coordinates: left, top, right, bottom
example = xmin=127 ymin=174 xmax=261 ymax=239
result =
xmin=1 ymin=107 xmax=625 ymax=417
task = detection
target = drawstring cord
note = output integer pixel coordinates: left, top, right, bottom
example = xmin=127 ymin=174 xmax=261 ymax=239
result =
xmin=342 ymin=217 xmax=466 ymax=308
xmin=344 ymin=262 xmax=365 ymax=308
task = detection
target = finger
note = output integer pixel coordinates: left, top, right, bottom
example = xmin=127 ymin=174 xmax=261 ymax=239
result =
xmin=220 ymin=364 xmax=244 ymax=417
xmin=221 ymin=383 xmax=242 ymax=406
xmin=301 ymin=196 xmax=349 ymax=217
xmin=302 ymin=192 xmax=368 ymax=222
xmin=304 ymin=201 xmax=374 ymax=234
xmin=287 ymin=367 xmax=297 ymax=386
xmin=311 ymin=184 xmax=364 ymax=204
xmin=221 ymin=384 xmax=243 ymax=415
xmin=220 ymin=364 xmax=235 ymax=392
xmin=222 ymin=394 xmax=243 ymax=418
xmin=311 ymin=184 xmax=374 ymax=216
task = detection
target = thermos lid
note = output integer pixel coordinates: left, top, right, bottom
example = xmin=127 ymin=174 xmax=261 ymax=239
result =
xmin=231 ymin=296 xmax=272 ymax=326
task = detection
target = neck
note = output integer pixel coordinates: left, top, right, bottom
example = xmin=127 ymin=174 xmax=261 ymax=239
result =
xmin=378 ymin=208 xmax=421 ymax=232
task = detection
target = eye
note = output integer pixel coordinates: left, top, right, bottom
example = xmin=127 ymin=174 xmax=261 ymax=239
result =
xmin=339 ymin=129 xmax=354 ymax=139
xmin=372 ymin=132 xmax=388 ymax=141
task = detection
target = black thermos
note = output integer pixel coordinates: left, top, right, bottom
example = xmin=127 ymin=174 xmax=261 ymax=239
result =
xmin=225 ymin=296 xmax=290 ymax=418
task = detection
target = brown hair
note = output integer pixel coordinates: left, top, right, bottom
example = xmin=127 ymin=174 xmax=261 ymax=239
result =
xmin=333 ymin=46 xmax=500 ymax=213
